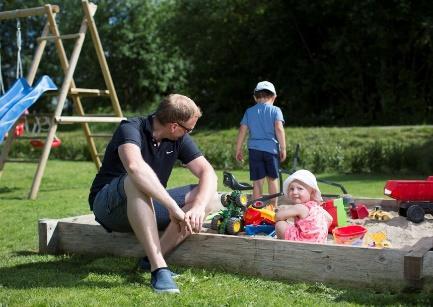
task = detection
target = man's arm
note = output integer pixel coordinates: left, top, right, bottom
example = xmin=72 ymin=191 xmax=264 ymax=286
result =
xmin=118 ymin=143 xmax=187 ymax=226
xmin=184 ymin=155 xmax=218 ymax=232
xmin=275 ymin=120 xmax=286 ymax=162
xmin=235 ymin=124 xmax=248 ymax=161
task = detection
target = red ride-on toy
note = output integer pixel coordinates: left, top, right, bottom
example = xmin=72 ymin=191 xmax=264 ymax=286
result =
xmin=384 ymin=176 xmax=433 ymax=223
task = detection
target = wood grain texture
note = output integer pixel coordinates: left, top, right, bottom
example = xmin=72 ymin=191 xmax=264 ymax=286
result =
xmin=38 ymin=213 xmax=433 ymax=290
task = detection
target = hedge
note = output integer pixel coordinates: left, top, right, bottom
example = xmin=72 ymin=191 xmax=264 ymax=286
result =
xmin=3 ymin=126 xmax=433 ymax=174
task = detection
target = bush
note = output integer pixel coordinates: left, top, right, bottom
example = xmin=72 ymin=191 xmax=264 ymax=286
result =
xmin=3 ymin=126 xmax=433 ymax=175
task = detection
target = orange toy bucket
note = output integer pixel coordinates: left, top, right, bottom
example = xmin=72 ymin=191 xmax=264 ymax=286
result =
xmin=332 ymin=225 xmax=367 ymax=246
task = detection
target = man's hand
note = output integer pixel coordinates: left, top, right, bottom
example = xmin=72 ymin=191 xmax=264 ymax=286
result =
xmin=185 ymin=205 xmax=206 ymax=233
xmin=170 ymin=207 xmax=193 ymax=234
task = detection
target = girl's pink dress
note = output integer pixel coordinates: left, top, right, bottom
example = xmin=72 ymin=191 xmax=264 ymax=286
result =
xmin=284 ymin=201 xmax=330 ymax=243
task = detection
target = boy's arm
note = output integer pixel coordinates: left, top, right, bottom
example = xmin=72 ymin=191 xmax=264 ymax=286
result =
xmin=235 ymin=124 xmax=248 ymax=162
xmin=275 ymin=120 xmax=286 ymax=162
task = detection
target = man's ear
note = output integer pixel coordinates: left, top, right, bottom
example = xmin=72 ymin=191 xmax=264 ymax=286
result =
xmin=169 ymin=122 xmax=176 ymax=133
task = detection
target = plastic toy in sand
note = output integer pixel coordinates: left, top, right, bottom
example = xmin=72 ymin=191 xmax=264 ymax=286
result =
xmin=332 ymin=225 xmax=367 ymax=246
xmin=349 ymin=203 xmax=369 ymax=219
xmin=321 ymin=198 xmax=348 ymax=233
xmin=244 ymin=224 xmax=275 ymax=236
xmin=243 ymin=201 xmax=275 ymax=226
xmin=363 ymin=231 xmax=392 ymax=249
xmin=384 ymin=176 xmax=433 ymax=223
xmin=210 ymin=191 xmax=248 ymax=235
xmin=368 ymin=206 xmax=392 ymax=221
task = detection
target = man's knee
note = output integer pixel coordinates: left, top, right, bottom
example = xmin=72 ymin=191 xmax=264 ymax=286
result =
xmin=183 ymin=191 xmax=223 ymax=215
xmin=205 ymin=192 xmax=223 ymax=214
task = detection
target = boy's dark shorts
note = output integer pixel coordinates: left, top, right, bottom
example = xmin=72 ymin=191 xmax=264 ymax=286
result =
xmin=248 ymin=149 xmax=279 ymax=180
xmin=92 ymin=175 xmax=197 ymax=233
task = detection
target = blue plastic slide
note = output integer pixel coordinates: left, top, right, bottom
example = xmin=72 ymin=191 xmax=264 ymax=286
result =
xmin=0 ymin=75 xmax=57 ymax=144
xmin=0 ymin=78 xmax=32 ymax=119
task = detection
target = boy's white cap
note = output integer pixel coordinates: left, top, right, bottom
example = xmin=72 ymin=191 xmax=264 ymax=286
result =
xmin=254 ymin=81 xmax=276 ymax=95
xmin=283 ymin=169 xmax=323 ymax=202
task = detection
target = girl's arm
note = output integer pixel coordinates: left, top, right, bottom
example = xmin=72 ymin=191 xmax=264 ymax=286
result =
xmin=275 ymin=204 xmax=308 ymax=221
xmin=323 ymin=209 xmax=333 ymax=226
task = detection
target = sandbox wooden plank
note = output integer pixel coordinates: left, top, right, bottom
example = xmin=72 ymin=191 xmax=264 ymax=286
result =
xmin=38 ymin=214 xmax=433 ymax=289
xmin=169 ymin=233 xmax=405 ymax=285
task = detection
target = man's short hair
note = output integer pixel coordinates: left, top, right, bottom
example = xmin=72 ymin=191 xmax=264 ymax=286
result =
xmin=155 ymin=94 xmax=202 ymax=124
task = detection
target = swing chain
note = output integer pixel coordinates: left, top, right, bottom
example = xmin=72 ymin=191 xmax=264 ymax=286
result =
xmin=16 ymin=18 xmax=23 ymax=79
xmin=0 ymin=40 xmax=4 ymax=95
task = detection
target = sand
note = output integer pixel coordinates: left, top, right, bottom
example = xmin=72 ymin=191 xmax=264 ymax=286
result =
xmin=335 ymin=212 xmax=433 ymax=249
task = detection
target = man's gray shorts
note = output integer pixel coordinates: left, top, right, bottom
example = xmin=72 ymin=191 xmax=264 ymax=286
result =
xmin=92 ymin=175 xmax=197 ymax=233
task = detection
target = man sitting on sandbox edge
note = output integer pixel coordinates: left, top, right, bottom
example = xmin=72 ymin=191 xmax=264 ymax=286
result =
xmin=88 ymin=94 xmax=222 ymax=294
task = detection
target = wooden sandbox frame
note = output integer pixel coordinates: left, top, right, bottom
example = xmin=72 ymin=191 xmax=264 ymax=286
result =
xmin=38 ymin=198 xmax=433 ymax=291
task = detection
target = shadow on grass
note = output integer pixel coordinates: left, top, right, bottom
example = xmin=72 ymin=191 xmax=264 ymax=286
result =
xmin=0 ymin=186 xmax=21 ymax=194
xmin=304 ymin=282 xmax=433 ymax=306
xmin=1 ymin=252 xmax=432 ymax=305
xmin=0 ymin=253 xmax=148 ymax=289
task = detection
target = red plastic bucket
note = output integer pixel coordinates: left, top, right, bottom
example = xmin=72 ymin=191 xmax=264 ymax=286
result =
xmin=332 ymin=225 xmax=367 ymax=246
xmin=322 ymin=199 xmax=338 ymax=233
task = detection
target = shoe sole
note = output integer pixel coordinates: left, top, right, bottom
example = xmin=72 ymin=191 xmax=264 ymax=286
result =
xmin=153 ymin=288 xmax=180 ymax=294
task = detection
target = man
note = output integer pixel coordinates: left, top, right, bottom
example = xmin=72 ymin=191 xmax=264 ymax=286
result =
xmin=88 ymin=94 xmax=221 ymax=293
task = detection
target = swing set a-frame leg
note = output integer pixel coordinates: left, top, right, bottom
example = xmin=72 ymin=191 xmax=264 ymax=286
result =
xmin=29 ymin=4 xmax=90 ymax=200
xmin=1 ymin=1 xmax=123 ymax=200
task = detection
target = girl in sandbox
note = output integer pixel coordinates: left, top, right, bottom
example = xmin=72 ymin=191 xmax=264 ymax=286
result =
xmin=275 ymin=169 xmax=332 ymax=243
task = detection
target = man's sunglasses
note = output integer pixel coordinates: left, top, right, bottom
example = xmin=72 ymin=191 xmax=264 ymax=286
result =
xmin=176 ymin=122 xmax=194 ymax=134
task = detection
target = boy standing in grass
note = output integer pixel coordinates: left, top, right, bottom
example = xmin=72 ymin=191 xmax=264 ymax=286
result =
xmin=235 ymin=81 xmax=286 ymax=208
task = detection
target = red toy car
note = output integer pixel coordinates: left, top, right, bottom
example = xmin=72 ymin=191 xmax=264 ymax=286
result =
xmin=384 ymin=176 xmax=433 ymax=223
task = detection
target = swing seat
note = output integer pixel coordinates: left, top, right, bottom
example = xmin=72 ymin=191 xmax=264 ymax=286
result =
xmin=14 ymin=122 xmax=25 ymax=137
xmin=30 ymin=137 xmax=62 ymax=149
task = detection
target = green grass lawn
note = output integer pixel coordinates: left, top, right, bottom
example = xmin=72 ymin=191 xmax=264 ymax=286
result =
xmin=0 ymin=161 xmax=431 ymax=306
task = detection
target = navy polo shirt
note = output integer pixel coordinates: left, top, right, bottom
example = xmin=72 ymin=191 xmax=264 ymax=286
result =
xmin=88 ymin=115 xmax=202 ymax=209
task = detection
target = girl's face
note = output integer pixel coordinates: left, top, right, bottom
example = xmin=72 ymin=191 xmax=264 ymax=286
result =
xmin=288 ymin=180 xmax=312 ymax=204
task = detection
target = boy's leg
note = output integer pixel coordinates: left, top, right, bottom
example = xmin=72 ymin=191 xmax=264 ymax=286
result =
xmin=266 ymin=176 xmax=279 ymax=208
xmin=249 ymin=149 xmax=266 ymax=200
xmin=253 ymin=178 xmax=265 ymax=200
xmin=263 ymin=151 xmax=280 ymax=208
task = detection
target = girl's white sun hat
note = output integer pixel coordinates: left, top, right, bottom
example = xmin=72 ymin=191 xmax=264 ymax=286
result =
xmin=283 ymin=169 xmax=322 ymax=202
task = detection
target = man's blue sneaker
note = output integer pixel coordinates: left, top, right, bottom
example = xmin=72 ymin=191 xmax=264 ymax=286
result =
xmin=138 ymin=257 xmax=179 ymax=278
xmin=151 ymin=268 xmax=180 ymax=294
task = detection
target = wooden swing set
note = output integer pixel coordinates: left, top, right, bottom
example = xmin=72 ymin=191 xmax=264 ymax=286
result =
xmin=0 ymin=1 xmax=125 ymax=199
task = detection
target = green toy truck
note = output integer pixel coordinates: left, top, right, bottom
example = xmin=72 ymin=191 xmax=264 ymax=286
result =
xmin=210 ymin=190 xmax=248 ymax=235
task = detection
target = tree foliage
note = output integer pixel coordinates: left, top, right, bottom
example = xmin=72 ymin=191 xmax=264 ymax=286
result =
xmin=1 ymin=0 xmax=433 ymax=126
xmin=164 ymin=0 xmax=433 ymax=127
xmin=0 ymin=0 xmax=187 ymax=113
